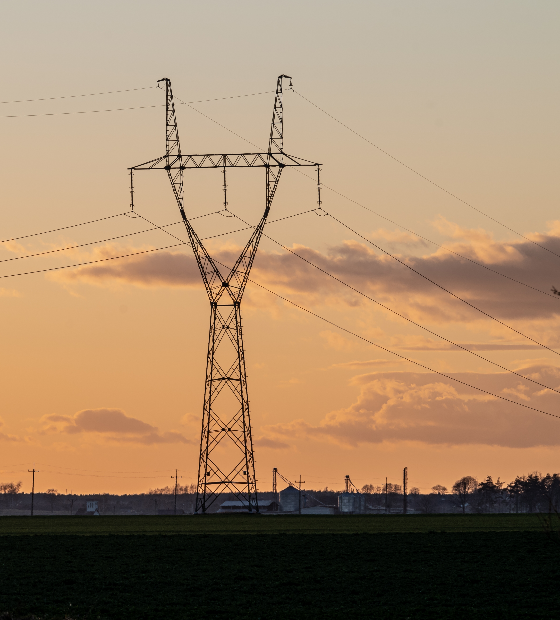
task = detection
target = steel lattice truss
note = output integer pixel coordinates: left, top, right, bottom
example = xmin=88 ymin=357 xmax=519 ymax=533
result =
xmin=130 ymin=75 xmax=320 ymax=513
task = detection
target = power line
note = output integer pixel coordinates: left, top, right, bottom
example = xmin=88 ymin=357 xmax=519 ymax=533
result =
xmin=290 ymin=168 xmax=560 ymax=302
xmin=0 ymin=209 xmax=313 ymax=278
xmin=328 ymin=212 xmax=560 ymax=357
xmin=0 ymin=212 xmax=128 ymax=244
xmin=0 ymin=242 xmax=186 ymax=279
xmin=126 ymin=102 xmax=560 ymax=380
xmin=139 ymin=206 xmax=560 ymax=422
xmin=4 ymin=104 xmax=163 ymax=119
xmin=0 ymin=228 xmax=162 ymax=263
xmin=292 ymin=88 xmax=560 ymax=262
xmin=229 ymin=210 xmax=560 ymax=396
xmin=4 ymin=80 xmax=556 ymax=449
xmin=30 ymin=470 xmax=170 ymax=480
xmin=185 ymin=93 xmax=559 ymax=305
xmin=180 ymin=98 xmax=264 ymax=150
xmin=0 ymin=462 xmax=186 ymax=474
xmin=1 ymin=85 xmax=156 ymax=105
xmin=3 ymin=90 xmax=275 ymax=119
xmin=0 ymin=211 xmax=219 ymax=264
xmin=5 ymin=467 xmax=187 ymax=480
xmin=235 ymin=265 xmax=560 ymax=421
xmin=131 ymin=207 xmax=319 ymax=248
xmin=176 ymin=90 xmax=274 ymax=106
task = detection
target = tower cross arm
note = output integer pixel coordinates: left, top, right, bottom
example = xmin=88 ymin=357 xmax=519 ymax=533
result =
xmin=130 ymin=152 xmax=319 ymax=171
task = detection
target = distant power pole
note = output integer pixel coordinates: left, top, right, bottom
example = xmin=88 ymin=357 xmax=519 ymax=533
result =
xmin=171 ymin=470 xmax=181 ymax=516
xmin=28 ymin=469 xmax=38 ymax=516
xmin=385 ymin=476 xmax=388 ymax=514
xmin=298 ymin=475 xmax=306 ymax=515
xmin=403 ymin=467 xmax=408 ymax=515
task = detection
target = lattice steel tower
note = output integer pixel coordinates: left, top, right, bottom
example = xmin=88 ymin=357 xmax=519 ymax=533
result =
xmin=130 ymin=76 xmax=320 ymax=513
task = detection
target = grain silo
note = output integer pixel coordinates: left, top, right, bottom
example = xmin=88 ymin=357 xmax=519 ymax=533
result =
xmin=338 ymin=492 xmax=355 ymax=514
xmin=338 ymin=474 xmax=365 ymax=513
xmin=279 ymin=485 xmax=301 ymax=512
xmin=359 ymin=492 xmax=366 ymax=514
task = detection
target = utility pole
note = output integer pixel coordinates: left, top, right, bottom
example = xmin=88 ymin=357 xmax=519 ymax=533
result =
xmin=171 ymin=470 xmax=181 ymax=516
xmin=28 ymin=469 xmax=38 ymax=516
xmin=130 ymin=76 xmax=320 ymax=514
xmin=403 ymin=467 xmax=408 ymax=515
xmin=272 ymin=468 xmax=278 ymax=510
xmin=298 ymin=475 xmax=306 ymax=515
xmin=385 ymin=476 xmax=388 ymax=514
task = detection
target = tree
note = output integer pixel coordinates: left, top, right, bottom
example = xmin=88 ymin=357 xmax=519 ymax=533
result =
xmin=452 ymin=476 xmax=478 ymax=514
xmin=507 ymin=477 xmax=523 ymax=513
xmin=432 ymin=485 xmax=447 ymax=496
xmin=542 ymin=473 xmax=560 ymax=511
xmin=45 ymin=489 xmax=58 ymax=512
xmin=178 ymin=483 xmax=197 ymax=494
xmin=1 ymin=481 xmax=22 ymax=508
xmin=0 ymin=481 xmax=22 ymax=494
xmin=418 ymin=493 xmax=437 ymax=514
xmin=514 ymin=473 xmax=544 ymax=513
xmin=475 ymin=476 xmax=503 ymax=513
xmin=382 ymin=482 xmax=402 ymax=513
xmin=148 ymin=485 xmax=174 ymax=495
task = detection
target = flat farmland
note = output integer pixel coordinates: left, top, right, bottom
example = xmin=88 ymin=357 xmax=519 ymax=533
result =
xmin=0 ymin=513 xmax=549 ymax=535
xmin=1 ymin=515 xmax=559 ymax=619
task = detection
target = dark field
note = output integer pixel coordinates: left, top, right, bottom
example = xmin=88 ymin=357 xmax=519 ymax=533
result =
xmin=1 ymin=515 xmax=559 ymax=619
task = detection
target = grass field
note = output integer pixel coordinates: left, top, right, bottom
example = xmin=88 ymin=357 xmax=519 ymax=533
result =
xmin=1 ymin=515 xmax=559 ymax=619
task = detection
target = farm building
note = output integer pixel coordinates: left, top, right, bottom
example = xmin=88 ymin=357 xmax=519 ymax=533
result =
xmin=74 ymin=500 xmax=100 ymax=516
xmin=217 ymin=499 xmax=279 ymax=513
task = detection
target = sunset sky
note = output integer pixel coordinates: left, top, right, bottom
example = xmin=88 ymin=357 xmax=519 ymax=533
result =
xmin=1 ymin=1 xmax=560 ymax=495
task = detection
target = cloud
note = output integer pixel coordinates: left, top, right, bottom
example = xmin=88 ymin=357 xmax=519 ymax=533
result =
xmin=0 ymin=288 xmax=20 ymax=298
xmin=49 ymin=221 xmax=560 ymax=325
xmin=263 ymin=364 xmax=560 ymax=448
xmin=369 ymin=228 xmax=430 ymax=250
xmin=432 ymin=217 xmax=524 ymax=264
xmin=331 ymin=359 xmax=408 ymax=368
xmin=43 ymin=218 xmax=560 ymax=332
xmin=52 ymin=248 xmax=201 ymax=289
xmin=0 ymin=418 xmax=23 ymax=442
xmin=116 ymin=431 xmax=191 ymax=446
xmin=319 ymin=330 xmax=358 ymax=351
xmin=389 ymin=335 xmax=544 ymax=352
xmin=253 ymin=436 xmax=290 ymax=450
xmin=41 ymin=408 xmax=191 ymax=445
xmin=2 ymin=240 xmax=27 ymax=254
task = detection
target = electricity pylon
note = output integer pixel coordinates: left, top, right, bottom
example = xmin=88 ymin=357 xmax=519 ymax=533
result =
xmin=130 ymin=76 xmax=320 ymax=513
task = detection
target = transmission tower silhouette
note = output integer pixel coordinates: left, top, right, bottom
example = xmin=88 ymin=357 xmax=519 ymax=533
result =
xmin=130 ymin=76 xmax=320 ymax=513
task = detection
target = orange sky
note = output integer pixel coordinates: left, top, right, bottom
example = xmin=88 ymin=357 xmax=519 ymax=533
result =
xmin=1 ymin=1 xmax=560 ymax=495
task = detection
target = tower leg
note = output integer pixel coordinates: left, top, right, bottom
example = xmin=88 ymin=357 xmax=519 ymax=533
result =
xmin=194 ymin=302 xmax=258 ymax=514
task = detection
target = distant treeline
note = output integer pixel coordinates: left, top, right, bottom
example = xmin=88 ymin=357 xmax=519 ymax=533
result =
xmin=353 ymin=473 xmax=560 ymax=514
xmin=1 ymin=472 xmax=559 ymax=514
